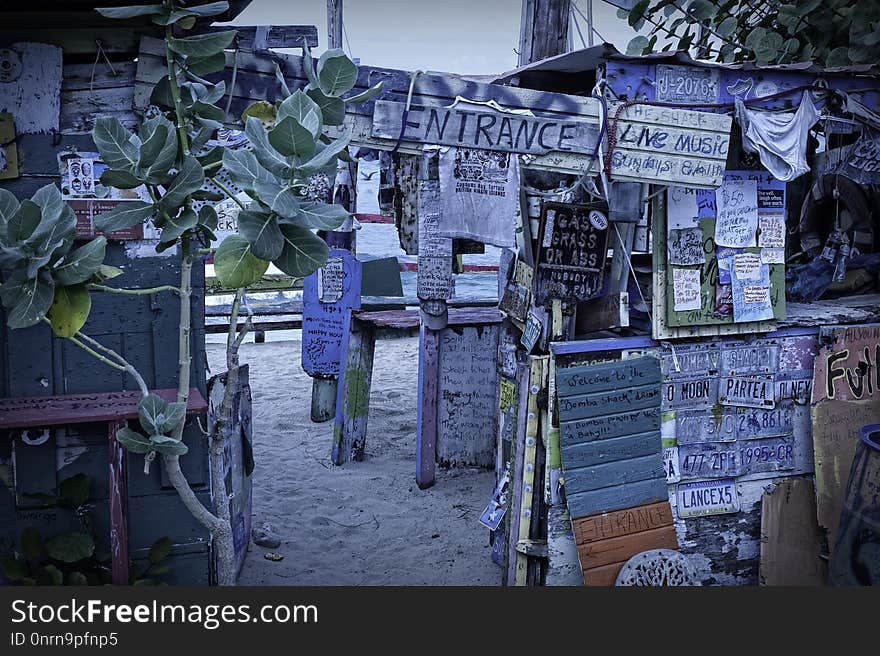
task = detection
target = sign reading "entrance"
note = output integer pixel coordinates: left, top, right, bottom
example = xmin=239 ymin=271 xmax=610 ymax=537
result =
xmin=371 ymin=100 xmax=599 ymax=156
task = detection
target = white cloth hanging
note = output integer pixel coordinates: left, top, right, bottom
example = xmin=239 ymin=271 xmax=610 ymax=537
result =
xmin=735 ymin=94 xmax=820 ymax=182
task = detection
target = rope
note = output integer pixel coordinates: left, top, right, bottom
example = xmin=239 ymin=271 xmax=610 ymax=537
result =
xmin=224 ymin=47 xmax=240 ymax=122
xmin=391 ymin=70 xmax=423 ymax=154
xmin=613 ymin=222 xmax=653 ymax=328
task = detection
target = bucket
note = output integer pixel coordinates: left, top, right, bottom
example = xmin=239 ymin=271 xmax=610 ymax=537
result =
xmin=830 ymin=423 xmax=880 ymax=585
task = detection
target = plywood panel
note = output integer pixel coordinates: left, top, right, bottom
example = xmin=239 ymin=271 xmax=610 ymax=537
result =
xmin=759 ymin=477 xmax=826 ymax=585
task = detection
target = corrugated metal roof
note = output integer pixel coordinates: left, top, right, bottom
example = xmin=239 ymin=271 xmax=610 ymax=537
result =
xmin=492 ymin=43 xmax=880 ymax=83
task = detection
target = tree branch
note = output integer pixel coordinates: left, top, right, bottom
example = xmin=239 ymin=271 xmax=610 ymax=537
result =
xmin=89 ymin=284 xmax=181 ymax=296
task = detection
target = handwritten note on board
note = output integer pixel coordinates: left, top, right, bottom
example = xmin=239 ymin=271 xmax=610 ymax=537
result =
xmin=715 ymin=179 xmax=758 ymax=247
xmin=668 ymin=227 xmax=705 ymax=266
xmin=731 ymin=261 xmax=773 ymax=322
xmin=758 ymin=214 xmax=785 ymax=249
xmin=673 ymin=268 xmax=702 ymax=311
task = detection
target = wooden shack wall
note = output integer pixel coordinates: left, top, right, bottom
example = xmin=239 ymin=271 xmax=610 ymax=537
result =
xmin=0 ymin=40 xmax=211 ymax=584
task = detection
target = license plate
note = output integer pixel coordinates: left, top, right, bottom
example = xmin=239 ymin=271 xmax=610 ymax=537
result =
xmin=719 ymin=375 xmax=775 ymax=409
xmin=663 ymin=377 xmax=718 ymax=410
xmin=656 ymin=65 xmax=719 ymax=104
xmin=719 ymin=344 xmax=779 ymax=375
xmin=675 ymin=409 xmax=736 ymax=444
xmin=677 ymin=478 xmax=740 ymax=518
xmin=736 ymin=405 xmax=793 ymax=439
xmin=663 ymin=446 xmax=681 ymax=484
xmin=738 ymin=436 xmax=795 ymax=476
xmin=678 ymin=442 xmax=739 ymax=480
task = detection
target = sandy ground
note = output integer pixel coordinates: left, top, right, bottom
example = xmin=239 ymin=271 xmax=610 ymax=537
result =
xmin=206 ymin=332 xmax=500 ymax=586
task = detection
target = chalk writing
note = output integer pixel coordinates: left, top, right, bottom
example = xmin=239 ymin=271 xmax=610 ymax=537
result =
xmin=438 ymin=326 xmax=499 ymax=467
xmin=715 ymin=179 xmax=758 ymax=247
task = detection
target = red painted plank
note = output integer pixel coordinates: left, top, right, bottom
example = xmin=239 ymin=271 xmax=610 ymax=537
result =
xmin=354 ymin=307 xmax=503 ymax=330
xmin=354 ymin=213 xmax=395 ymax=224
xmin=0 ymin=388 xmax=207 ymax=430
xmin=398 ymin=261 xmax=499 ymax=273
xmin=107 ymin=419 xmax=130 ymax=586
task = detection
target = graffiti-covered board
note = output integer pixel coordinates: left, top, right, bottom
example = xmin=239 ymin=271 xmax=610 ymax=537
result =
xmin=301 ymin=249 xmax=362 ymax=377
xmin=811 ymin=324 xmax=880 ymax=559
xmin=534 ymin=202 xmax=609 ymax=306
xmin=558 ymin=356 xmax=666 ymax=519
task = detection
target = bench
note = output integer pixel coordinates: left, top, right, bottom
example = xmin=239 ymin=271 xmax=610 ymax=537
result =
xmin=0 ymin=388 xmax=207 ymax=585
xmin=332 ymin=307 xmax=503 ymax=488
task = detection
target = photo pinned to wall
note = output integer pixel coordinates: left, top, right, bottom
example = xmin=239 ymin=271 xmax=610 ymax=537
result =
xmin=58 ymin=151 xmax=151 ymax=239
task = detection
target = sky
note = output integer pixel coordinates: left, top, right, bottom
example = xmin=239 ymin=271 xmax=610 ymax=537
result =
xmin=231 ymin=0 xmax=640 ymax=75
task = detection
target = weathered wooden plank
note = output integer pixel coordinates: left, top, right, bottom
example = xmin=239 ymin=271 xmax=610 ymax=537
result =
xmin=545 ymin=505 xmax=584 ymax=585
xmin=416 ymin=325 xmax=439 ymax=489
xmin=557 ymin=356 xmax=660 ymax=397
xmin=561 ymin=407 xmax=661 ymax=444
xmin=0 ymin=388 xmax=207 ymax=429
xmin=572 ymin=501 xmax=675 ymax=543
xmin=583 ymin=560 xmax=630 ymax=586
xmin=561 ymin=431 xmax=662 ymax=469
xmin=505 ymin=362 xmax=532 ymax=585
xmin=108 ymin=418 xmax=129 ymax=585
xmin=372 ymin=100 xmax=600 ymax=156
xmin=564 ymin=453 xmax=666 ymax=493
xmin=558 ymin=383 xmax=661 ymax=422
xmin=301 ymin=249 xmax=362 ymax=377
xmin=436 ymin=325 xmax=499 ymax=468
xmin=566 ymin=476 xmax=668 ymax=520
xmin=514 ymin=356 xmax=544 ymax=586
xmin=759 ymin=477 xmax=826 ymax=585
xmin=579 ymin=525 xmax=679 ymax=572
xmin=331 ymin=312 xmax=375 ymax=465
xmin=203 ymin=24 xmax=318 ymax=49
xmin=0 ymin=42 xmax=62 ymax=135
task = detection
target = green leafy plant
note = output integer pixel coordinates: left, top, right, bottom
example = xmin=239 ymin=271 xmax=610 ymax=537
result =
xmin=622 ymin=0 xmax=878 ymax=67
xmin=0 ymin=474 xmax=171 ymax=586
xmin=0 ymin=0 xmax=381 ymax=585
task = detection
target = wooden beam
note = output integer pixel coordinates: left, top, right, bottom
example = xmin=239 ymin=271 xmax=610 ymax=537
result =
xmin=327 ymin=0 xmax=343 ymax=50
xmin=518 ymin=0 xmax=571 ymax=66
xmin=108 ymin=419 xmax=129 ymax=585
xmin=416 ymin=324 xmax=440 ymax=489
xmin=205 ymin=25 xmax=319 ymax=50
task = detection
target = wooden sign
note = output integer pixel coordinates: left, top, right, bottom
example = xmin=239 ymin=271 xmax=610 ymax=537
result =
xmin=534 ymin=202 xmax=609 ymax=306
xmin=812 ymin=324 xmax=880 ymax=403
xmin=558 ymin=356 xmax=666 ymax=520
xmin=372 ymin=100 xmax=599 ymax=156
xmin=301 ymin=249 xmax=362 ymax=377
xmin=572 ymin=500 xmax=679 ymax=586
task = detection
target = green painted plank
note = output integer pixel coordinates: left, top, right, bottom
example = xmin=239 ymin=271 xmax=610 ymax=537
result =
xmin=561 ymin=407 xmax=661 ymax=444
xmin=558 ymin=382 xmax=661 ymax=422
xmin=561 ymin=430 xmax=662 ymax=468
xmin=567 ymin=476 xmax=668 ymax=520
xmin=563 ymin=453 xmax=666 ymax=495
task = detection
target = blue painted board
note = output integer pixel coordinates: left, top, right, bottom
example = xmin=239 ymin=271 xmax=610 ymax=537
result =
xmin=561 ymin=407 xmax=660 ymax=444
xmin=561 ymin=430 xmax=662 ymax=468
xmin=302 ymin=249 xmax=363 ymax=377
xmin=566 ymin=476 xmax=668 ymax=520
xmin=564 ymin=453 xmax=666 ymax=494
xmin=556 ymin=356 xmax=660 ymax=397
xmin=558 ymin=382 xmax=661 ymax=421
